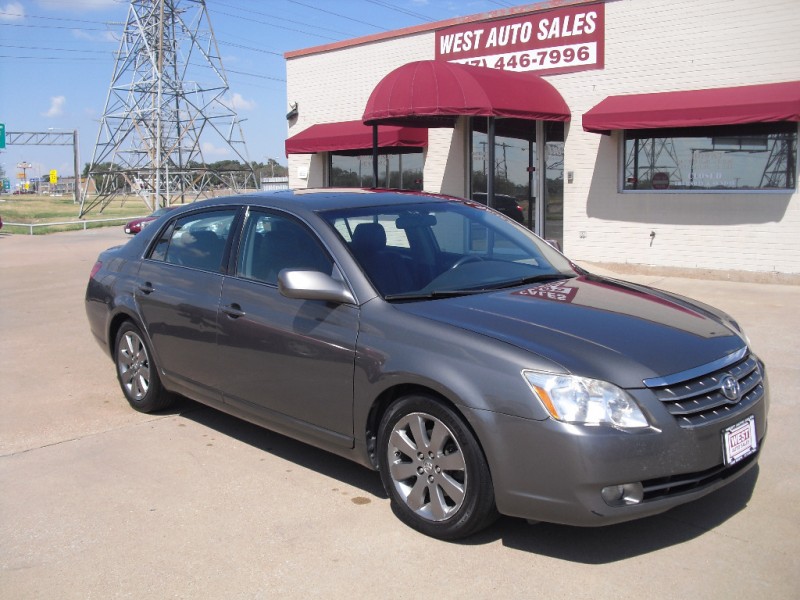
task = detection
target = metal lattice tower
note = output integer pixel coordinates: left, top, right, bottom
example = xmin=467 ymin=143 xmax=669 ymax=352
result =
xmin=760 ymin=134 xmax=796 ymax=189
xmin=625 ymin=137 xmax=684 ymax=188
xmin=79 ymin=0 xmax=257 ymax=216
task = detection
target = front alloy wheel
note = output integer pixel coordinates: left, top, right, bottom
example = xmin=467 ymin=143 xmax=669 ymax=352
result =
xmin=378 ymin=395 xmax=497 ymax=540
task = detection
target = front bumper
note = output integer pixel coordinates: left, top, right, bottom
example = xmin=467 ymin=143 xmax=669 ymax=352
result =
xmin=464 ymin=381 xmax=768 ymax=527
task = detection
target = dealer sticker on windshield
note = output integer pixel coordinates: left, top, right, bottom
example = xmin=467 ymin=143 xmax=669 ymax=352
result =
xmin=722 ymin=415 xmax=757 ymax=466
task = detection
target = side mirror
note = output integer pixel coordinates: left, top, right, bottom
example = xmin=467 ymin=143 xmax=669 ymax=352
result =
xmin=278 ymin=270 xmax=355 ymax=305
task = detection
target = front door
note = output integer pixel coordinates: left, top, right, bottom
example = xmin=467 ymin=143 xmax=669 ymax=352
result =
xmin=216 ymin=209 xmax=358 ymax=446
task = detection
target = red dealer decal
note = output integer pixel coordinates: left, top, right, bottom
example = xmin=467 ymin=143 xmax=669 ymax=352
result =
xmin=436 ymin=3 xmax=605 ymax=76
xmin=513 ymin=282 xmax=579 ymax=303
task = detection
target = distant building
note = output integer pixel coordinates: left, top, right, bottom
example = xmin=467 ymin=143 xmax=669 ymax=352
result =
xmin=261 ymin=176 xmax=290 ymax=191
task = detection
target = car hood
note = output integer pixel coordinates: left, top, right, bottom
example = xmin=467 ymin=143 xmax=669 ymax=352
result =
xmin=395 ymin=275 xmax=746 ymax=388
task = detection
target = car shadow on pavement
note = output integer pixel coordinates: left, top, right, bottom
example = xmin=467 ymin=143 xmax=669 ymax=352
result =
xmin=166 ymin=396 xmax=757 ymax=558
xmin=470 ymin=466 xmax=759 ymax=562
xmin=171 ymin=397 xmax=388 ymax=499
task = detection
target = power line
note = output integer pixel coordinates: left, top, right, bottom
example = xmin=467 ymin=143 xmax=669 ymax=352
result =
xmin=285 ymin=0 xmax=388 ymax=32
xmin=0 ymin=54 xmax=101 ymax=61
xmin=211 ymin=9 xmax=339 ymax=41
xmin=0 ymin=43 xmax=111 ymax=55
xmin=0 ymin=22 xmax=114 ymax=32
xmin=208 ymin=0 xmax=359 ymax=38
xmin=362 ymin=0 xmax=435 ymax=22
xmin=0 ymin=9 xmax=118 ymax=26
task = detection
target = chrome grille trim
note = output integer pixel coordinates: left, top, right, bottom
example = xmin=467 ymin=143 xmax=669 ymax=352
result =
xmin=642 ymin=346 xmax=747 ymax=388
xmin=650 ymin=353 xmax=764 ymax=428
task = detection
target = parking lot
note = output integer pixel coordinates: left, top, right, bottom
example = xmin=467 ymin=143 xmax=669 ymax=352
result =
xmin=1 ymin=227 xmax=798 ymax=599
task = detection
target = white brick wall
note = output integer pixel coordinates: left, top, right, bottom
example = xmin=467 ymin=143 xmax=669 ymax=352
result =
xmin=285 ymin=0 xmax=800 ymax=274
xmin=552 ymin=0 xmax=800 ymax=274
xmin=286 ymin=32 xmax=438 ymax=188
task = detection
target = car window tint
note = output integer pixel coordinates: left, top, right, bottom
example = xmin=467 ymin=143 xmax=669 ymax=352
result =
xmin=236 ymin=211 xmax=333 ymax=285
xmin=149 ymin=209 xmax=237 ymax=272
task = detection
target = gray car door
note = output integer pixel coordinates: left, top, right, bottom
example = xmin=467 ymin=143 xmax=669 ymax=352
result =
xmin=136 ymin=208 xmax=238 ymax=399
xmin=217 ymin=209 xmax=358 ymax=446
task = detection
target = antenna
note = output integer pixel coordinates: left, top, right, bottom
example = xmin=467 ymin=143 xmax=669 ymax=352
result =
xmin=79 ymin=0 xmax=257 ymax=216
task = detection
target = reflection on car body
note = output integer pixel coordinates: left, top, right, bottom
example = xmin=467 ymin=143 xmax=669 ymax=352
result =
xmin=86 ymin=189 xmax=768 ymax=540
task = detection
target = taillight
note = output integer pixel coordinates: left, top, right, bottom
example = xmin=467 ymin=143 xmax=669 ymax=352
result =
xmin=89 ymin=261 xmax=103 ymax=279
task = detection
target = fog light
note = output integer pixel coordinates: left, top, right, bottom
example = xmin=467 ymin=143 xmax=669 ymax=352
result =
xmin=601 ymin=483 xmax=644 ymax=507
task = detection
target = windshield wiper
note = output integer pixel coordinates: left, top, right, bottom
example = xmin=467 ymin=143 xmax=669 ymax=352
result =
xmin=384 ymin=289 xmax=488 ymax=301
xmin=491 ymin=273 xmax=576 ymax=290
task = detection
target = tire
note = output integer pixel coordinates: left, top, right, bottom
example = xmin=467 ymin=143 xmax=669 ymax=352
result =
xmin=114 ymin=322 xmax=174 ymax=413
xmin=377 ymin=394 xmax=498 ymax=540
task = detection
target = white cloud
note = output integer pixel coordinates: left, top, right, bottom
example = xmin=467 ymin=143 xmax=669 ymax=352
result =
xmin=43 ymin=96 xmax=66 ymax=118
xmin=201 ymin=142 xmax=230 ymax=158
xmin=47 ymin=0 xmax=118 ymax=11
xmin=223 ymin=93 xmax=256 ymax=111
xmin=0 ymin=2 xmax=24 ymax=21
xmin=72 ymin=28 xmax=118 ymax=42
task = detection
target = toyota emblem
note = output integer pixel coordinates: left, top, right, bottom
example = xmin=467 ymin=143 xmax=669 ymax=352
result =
xmin=720 ymin=375 xmax=741 ymax=403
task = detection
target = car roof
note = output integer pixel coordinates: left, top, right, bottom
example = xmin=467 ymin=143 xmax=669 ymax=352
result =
xmin=176 ymin=188 xmax=458 ymax=215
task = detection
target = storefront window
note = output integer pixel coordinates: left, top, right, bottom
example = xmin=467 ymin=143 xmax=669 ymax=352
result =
xmin=623 ymin=123 xmax=797 ymax=191
xmin=329 ymin=151 xmax=423 ymax=189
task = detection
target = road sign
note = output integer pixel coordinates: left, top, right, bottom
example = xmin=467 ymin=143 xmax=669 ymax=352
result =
xmin=50 ymin=169 xmax=58 ymax=184
xmin=2 ymin=178 xmax=9 ymax=191
xmin=0 ymin=123 xmax=5 ymax=149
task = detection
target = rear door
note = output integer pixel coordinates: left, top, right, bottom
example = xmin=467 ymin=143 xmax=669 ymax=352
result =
xmin=136 ymin=208 xmax=238 ymax=398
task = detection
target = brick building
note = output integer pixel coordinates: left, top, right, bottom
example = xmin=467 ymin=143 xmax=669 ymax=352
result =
xmin=284 ymin=0 xmax=800 ymax=275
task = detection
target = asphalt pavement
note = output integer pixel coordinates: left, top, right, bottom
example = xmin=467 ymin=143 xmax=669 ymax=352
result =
xmin=1 ymin=227 xmax=798 ymax=599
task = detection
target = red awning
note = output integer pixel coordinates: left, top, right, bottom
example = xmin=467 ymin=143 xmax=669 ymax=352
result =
xmin=285 ymin=120 xmax=427 ymax=154
xmin=583 ymin=81 xmax=800 ymax=134
xmin=362 ymin=60 xmax=570 ymax=128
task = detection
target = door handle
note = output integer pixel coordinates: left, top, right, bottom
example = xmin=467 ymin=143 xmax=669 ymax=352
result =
xmin=138 ymin=282 xmax=155 ymax=294
xmin=222 ymin=303 xmax=246 ymax=319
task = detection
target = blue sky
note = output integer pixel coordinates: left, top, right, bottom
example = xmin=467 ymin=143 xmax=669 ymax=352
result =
xmin=0 ymin=0 xmax=517 ymax=182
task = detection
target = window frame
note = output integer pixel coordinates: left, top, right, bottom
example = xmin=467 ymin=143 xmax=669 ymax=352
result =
xmin=232 ymin=207 xmax=336 ymax=287
xmin=618 ymin=122 xmax=799 ymax=194
xmin=145 ymin=207 xmax=240 ymax=272
xmin=327 ymin=149 xmax=424 ymax=190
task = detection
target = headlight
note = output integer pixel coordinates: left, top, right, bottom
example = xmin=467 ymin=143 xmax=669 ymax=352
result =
xmin=522 ymin=371 xmax=649 ymax=429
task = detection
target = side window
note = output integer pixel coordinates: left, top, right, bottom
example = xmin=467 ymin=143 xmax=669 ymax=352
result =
xmin=236 ymin=211 xmax=333 ymax=285
xmin=148 ymin=209 xmax=237 ymax=272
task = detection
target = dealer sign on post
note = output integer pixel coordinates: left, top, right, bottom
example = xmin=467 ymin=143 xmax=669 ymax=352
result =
xmin=436 ymin=3 xmax=605 ymax=76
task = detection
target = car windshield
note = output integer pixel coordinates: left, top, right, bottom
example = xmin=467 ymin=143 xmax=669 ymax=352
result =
xmin=320 ymin=200 xmax=577 ymax=299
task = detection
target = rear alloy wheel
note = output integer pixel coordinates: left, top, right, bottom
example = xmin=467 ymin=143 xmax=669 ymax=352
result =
xmin=378 ymin=395 xmax=497 ymax=540
xmin=115 ymin=322 xmax=173 ymax=413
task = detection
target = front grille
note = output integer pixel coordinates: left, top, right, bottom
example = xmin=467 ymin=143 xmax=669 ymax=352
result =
xmin=641 ymin=452 xmax=758 ymax=501
xmin=650 ymin=354 xmax=764 ymax=428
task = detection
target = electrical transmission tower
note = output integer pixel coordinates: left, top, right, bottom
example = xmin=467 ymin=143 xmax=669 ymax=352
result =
xmin=760 ymin=134 xmax=796 ymax=189
xmin=79 ymin=0 xmax=257 ymax=216
xmin=625 ymin=137 xmax=683 ymax=188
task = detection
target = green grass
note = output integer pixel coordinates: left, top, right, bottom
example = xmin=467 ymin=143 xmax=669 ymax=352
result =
xmin=0 ymin=194 xmax=148 ymax=235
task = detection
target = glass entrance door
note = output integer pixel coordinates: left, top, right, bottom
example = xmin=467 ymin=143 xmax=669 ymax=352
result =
xmin=543 ymin=121 xmax=564 ymax=248
xmin=471 ymin=123 xmax=536 ymax=228
xmin=470 ymin=119 xmax=564 ymax=249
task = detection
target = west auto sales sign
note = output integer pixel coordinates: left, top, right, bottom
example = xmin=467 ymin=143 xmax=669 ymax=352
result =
xmin=436 ymin=3 xmax=604 ymax=76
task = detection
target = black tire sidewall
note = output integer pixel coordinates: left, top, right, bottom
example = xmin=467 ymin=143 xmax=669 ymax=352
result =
xmin=377 ymin=394 xmax=497 ymax=540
